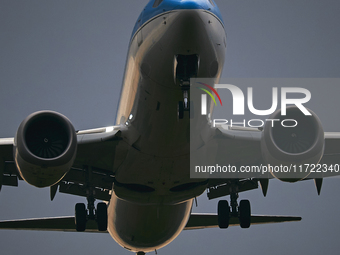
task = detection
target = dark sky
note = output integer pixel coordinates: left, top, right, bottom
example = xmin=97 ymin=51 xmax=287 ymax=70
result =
xmin=1 ymin=1 xmax=340 ymax=255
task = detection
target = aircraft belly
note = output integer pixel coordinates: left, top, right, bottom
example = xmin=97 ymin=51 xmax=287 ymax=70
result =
xmin=113 ymin=9 xmax=224 ymax=203
xmin=113 ymin=148 xmax=207 ymax=204
xmin=108 ymin=193 xmax=193 ymax=253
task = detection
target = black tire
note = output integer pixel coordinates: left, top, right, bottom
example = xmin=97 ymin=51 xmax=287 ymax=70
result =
xmin=239 ymin=199 xmax=251 ymax=228
xmin=96 ymin=202 xmax=108 ymax=231
xmin=75 ymin=203 xmax=87 ymax=232
xmin=218 ymin=200 xmax=230 ymax=229
xmin=178 ymin=101 xmax=184 ymax=119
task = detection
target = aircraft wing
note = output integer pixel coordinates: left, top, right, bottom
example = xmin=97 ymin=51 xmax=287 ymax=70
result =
xmin=1 ymin=124 xmax=340 ymax=200
xmin=205 ymin=125 xmax=340 ymax=199
xmin=210 ymin=125 xmax=340 ymax=167
xmin=320 ymin=132 xmax=340 ymax=166
xmin=210 ymin=124 xmax=263 ymax=167
xmin=0 ymin=125 xmax=128 ymax=201
xmin=0 ymin=213 xmax=301 ymax=232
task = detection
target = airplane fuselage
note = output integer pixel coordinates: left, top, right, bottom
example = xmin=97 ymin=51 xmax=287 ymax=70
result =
xmin=107 ymin=1 xmax=226 ymax=253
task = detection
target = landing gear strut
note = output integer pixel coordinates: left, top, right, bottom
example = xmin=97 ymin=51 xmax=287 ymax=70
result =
xmin=75 ymin=166 xmax=108 ymax=232
xmin=217 ymin=181 xmax=251 ymax=228
xmin=178 ymin=87 xmax=190 ymax=120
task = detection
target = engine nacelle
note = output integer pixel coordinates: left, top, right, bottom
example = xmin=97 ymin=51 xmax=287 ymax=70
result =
xmin=261 ymin=106 xmax=324 ymax=182
xmin=14 ymin=111 xmax=77 ymax=187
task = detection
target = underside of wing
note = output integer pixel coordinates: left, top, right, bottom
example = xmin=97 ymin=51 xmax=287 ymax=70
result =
xmin=319 ymin=132 xmax=340 ymax=175
xmin=0 ymin=123 xmax=127 ymax=200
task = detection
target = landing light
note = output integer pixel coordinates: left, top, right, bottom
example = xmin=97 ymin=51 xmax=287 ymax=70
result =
xmin=105 ymin=126 xmax=114 ymax=133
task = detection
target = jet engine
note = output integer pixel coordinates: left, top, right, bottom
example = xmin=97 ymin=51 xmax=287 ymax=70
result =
xmin=14 ymin=111 xmax=77 ymax=187
xmin=261 ymin=106 xmax=324 ymax=182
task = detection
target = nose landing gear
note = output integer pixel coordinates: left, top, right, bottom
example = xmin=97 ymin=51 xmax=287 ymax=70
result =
xmin=178 ymin=90 xmax=191 ymax=119
xmin=175 ymin=54 xmax=198 ymax=120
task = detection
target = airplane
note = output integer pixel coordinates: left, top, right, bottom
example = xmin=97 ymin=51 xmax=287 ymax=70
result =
xmin=1 ymin=1 xmax=340 ymax=255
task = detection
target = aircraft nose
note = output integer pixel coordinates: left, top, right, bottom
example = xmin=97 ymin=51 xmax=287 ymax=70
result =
xmin=175 ymin=0 xmax=206 ymax=9
xmin=158 ymin=0 xmax=212 ymax=10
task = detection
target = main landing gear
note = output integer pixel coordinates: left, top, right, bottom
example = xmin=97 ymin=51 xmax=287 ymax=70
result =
xmin=74 ymin=166 xmax=108 ymax=232
xmin=75 ymin=201 xmax=108 ymax=232
xmin=217 ymin=183 xmax=251 ymax=229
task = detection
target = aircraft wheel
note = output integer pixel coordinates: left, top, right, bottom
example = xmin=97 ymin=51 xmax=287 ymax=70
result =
xmin=75 ymin=203 xmax=87 ymax=232
xmin=96 ymin=202 xmax=108 ymax=231
xmin=239 ymin=199 xmax=251 ymax=228
xmin=218 ymin=200 xmax=230 ymax=229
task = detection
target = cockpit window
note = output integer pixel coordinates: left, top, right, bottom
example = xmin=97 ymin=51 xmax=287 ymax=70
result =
xmin=153 ymin=0 xmax=163 ymax=8
xmin=209 ymin=0 xmax=216 ymax=7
